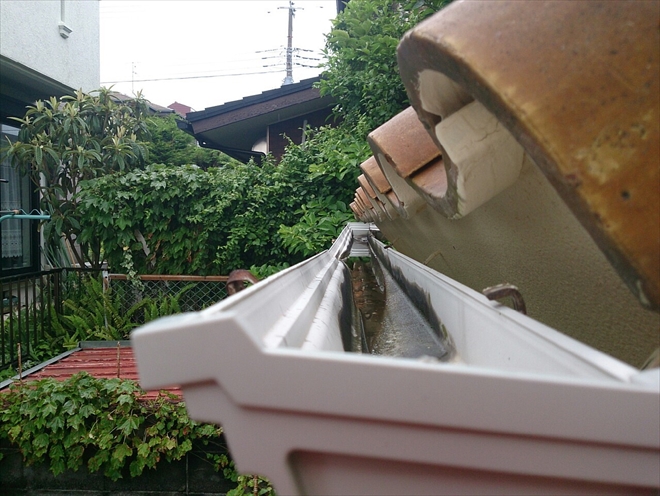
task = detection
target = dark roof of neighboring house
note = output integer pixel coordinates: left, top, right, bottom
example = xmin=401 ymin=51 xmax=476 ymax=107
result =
xmin=109 ymin=92 xmax=175 ymax=116
xmin=186 ymin=76 xmax=323 ymax=123
xmin=180 ymin=76 xmax=335 ymax=163
xmin=0 ymin=341 xmax=181 ymax=401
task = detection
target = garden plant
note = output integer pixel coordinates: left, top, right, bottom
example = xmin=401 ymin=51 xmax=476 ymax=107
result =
xmin=0 ymin=0 xmax=452 ymax=492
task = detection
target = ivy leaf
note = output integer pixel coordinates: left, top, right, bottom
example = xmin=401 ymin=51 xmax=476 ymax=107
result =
xmin=47 ymin=416 xmax=65 ymax=433
xmin=129 ymin=457 xmax=146 ymax=477
xmin=137 ymin=442 xmax=150 ymax=459
xmin=88 ymin=450 xmax=109 ymax=472
xmin=33 ymin=432 xmax=50 ymax=451
xmin=118 ymin=416 xmax=139 ymax=436
xmin=51 ymin=457 xmax=66 ymax=476
xmin=62 ymin=399 xmax=78 ymax=416
xmin=66 ymin=445 xmax=85 ymax=470
xmin=79 ymin=404 xmax=96 ymax=418
xmin=8 ymin=425 xmax=21 ymax=440
xmin=112 ymin=443 xmax=133 ymax=463
xmin=49 ymin=443 xmax=65 ymax=461
xmin=117 ymin=393 xmax=134 ymax=406
xmin=42 ymin=401 xmax=58 ymax=418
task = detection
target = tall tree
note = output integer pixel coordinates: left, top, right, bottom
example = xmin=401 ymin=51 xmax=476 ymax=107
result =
xmin=4 ymin=88 xmax=150 ymax=268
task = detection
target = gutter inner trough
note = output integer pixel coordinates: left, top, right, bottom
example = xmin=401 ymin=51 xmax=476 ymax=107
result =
xmin=351 ymin=250 xmax=455 ymax=361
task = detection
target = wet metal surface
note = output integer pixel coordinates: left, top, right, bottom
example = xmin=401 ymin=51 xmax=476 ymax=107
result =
xmin=352 ymin=258 xmax=453 ymax=361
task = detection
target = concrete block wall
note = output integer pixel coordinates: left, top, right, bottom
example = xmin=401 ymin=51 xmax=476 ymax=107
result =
xmin=0 ymin=439 xmax=236 ymax=495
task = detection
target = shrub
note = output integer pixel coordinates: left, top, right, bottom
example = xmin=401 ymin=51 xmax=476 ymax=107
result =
xmin=3 ymin=88 xmax=150 ymax=268
xmin=0 ymin=373 xmax=221 ymax=480
xmin=0 ymin=373 xmax=275 ymax=494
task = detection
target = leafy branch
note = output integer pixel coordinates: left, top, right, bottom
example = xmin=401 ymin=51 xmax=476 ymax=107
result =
xmin=0 ymin=373 xmax=220 ymax=480
xmin=0 ymin=373 xmax=275 ymax=494
xmin=2 ymin=88 xmax=150 ymax=268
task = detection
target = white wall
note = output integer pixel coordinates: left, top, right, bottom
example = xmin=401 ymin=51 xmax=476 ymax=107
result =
xmin=0 ymin=0 xmax=100 ymax=92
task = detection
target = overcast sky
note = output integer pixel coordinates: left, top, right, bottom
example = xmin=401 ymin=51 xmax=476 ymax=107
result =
xmin=100 ymin=0 xmax=337 ymax=111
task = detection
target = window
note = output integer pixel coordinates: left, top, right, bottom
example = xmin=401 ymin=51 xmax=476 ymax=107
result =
xmin=0 ymin=124 xmax=38 ymax=274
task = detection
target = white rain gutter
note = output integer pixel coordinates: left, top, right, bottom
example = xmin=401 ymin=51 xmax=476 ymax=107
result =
xmin=132 ymin=222 xmax=659 ymax=495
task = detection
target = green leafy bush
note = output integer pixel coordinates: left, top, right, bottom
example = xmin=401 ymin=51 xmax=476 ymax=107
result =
xmin=0 ymin=373 xmax=275 ymax=494
xmin=76 ymin=123 xmax=369 ymax=274
xmin=145 ymin=114 xmax=238 ymax=169
xmin=0 ymin=373 xmax=222 ymax=480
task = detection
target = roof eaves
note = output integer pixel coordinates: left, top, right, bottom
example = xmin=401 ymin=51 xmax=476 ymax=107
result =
xmin=187 ymin=75 xmax=323 ymax=122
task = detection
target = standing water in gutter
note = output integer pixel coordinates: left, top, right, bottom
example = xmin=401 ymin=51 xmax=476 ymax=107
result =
xmin=350 ymin=245 xmax=455 ymax=361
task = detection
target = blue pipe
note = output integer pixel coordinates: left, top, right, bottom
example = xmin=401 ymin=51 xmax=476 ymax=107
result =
xmin=0 ymin=213 xmax=51 ymax=224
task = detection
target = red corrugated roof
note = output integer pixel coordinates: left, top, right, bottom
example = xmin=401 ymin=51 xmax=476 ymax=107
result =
xmin=5 ymin=343 xmax=182 ymax=401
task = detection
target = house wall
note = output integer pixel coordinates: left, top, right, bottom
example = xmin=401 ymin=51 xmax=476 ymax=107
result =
xmin=0 ymin=0 xmax=100 ymax=92
xmin=0 ymin=1 xmax=100 ymax=276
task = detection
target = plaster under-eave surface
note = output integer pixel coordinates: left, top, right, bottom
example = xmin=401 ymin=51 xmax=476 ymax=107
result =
xmin=375 ymin=155 xmax=659 ymax=368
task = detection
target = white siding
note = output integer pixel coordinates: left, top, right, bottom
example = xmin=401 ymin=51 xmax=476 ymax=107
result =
xmin=0 ymin=0 xmax=100 ymax=92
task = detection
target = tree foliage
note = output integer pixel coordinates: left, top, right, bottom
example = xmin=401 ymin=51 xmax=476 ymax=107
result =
xmin=3 ymin=88 xmax=150 ymax=268
xmin=145 ymin=114 xmax=238 ymax=169
xmin=320 ymin=0 xmax=452 ymax=129
xmin=76 ymin=123 xmax=367 ymax=275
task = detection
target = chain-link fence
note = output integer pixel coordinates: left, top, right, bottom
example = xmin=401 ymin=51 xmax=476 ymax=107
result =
xmin=107 ymin=274 xmax=229 ymax=322
xmin=1 ymin=269 xmax=230 ymax=371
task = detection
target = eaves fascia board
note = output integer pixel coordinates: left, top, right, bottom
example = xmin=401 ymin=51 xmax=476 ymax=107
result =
xmin=0 ymin=54 xmax=74 ymax=101
xmin=187 ymin=76 xmax=322 ymax=123
xmin=1 ymin=55 xmax=75 ymax=123
xmin=191 ymin=87 xmax=326 ymax=134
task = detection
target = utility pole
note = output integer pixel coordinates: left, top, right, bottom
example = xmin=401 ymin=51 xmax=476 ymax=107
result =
xmin=279 ymin=1 xmax=300 ymax=85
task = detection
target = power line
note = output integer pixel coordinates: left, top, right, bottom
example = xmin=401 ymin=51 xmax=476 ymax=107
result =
xmin=103 ymin=48 xmax=323 ymax=85
xmin=103 ymin=47 xmax=323 ymax=76
xmin=101 ymin=69 xmax=289 ymax=85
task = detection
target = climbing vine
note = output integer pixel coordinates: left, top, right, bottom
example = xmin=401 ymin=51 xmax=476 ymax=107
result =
xmin=76 ymin=124 xmax=368 ymax=275
xmin=0 ymin=373 xmax=274 ymax=495
xmin=0 ymin=373 xmax=219 ymax=479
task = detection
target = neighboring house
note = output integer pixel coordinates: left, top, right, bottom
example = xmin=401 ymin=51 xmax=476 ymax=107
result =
xmin=0 ymin=0 xmax=100 ymax=277
xmin=180 ymin=76 xmax=336 ymax=164
xmin=168 ymin=101 xmax=194 ymax=117
xmin=109 ymin=91 xmax=175 ymax=116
